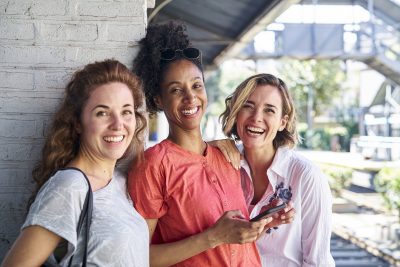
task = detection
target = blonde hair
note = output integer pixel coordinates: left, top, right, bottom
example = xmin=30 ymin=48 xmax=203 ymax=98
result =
xmin=220 ymin=73 xmax=299 ymax=149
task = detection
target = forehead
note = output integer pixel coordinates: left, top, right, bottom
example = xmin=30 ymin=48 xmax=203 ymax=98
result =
xmin=247 ymin=84 xmax=283 ymax=104
xmin=161 ymin=59 xmax=203 ymax=82
xmin=87 ymin=82 xmax=134 ymax=105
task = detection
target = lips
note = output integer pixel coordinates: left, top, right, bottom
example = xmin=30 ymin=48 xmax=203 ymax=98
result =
xmin=103 ymin=135 xmax=124 ymax=143
xmin=246 ymin=126 xmax=265 ymax=135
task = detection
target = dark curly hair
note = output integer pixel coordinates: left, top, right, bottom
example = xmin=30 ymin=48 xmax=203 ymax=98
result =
xmin=133 ymin=21 xmax=202 ymax=115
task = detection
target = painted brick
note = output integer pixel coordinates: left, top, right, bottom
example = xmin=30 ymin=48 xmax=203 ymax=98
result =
xmin=0 ymin=21 xmax=34 ymax=40
xmin=40 ymin=23 xmax=98 ymax=42
xmin=0 ymin=71 xmax=34 ymax=90
xmin=0 ymin=0 xmax=67 ymax=16
xmin=0 ymin=143 xmax=41 ymax=161
xmin=66 ymin=47 xmax=136 ymax=66
xmin=107 ymin=23 xmax=145 ymax=42
xmin=76 ymin=2 xmax=143 ymax=17
xmin=0 ymin=169 xmax=32 ymax=187
xmin=0 ymin=119 xmax=36 ymax=138
xmin=0 ymin=46 xmax=66 ymax=64
xmin=0 ymin=96 xmax=61 ymax=113
xmin=34 ymin=70 xmax=72 ymax=90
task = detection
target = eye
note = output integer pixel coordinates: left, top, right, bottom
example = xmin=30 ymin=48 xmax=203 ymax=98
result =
xmin=170 ymin=87 xmax=183 ymax=94
xmin=193 ymin=83 xmax=203 ymax=89
xmin=122 ymin=109 xmax=133 ymax=116
xmin=96 ymin=110 xmax=108 ymax=117
xmin=242 ymin=103 xmax=253 ymax=109
xmin=264 ymin=108 xmax=275 ymax=113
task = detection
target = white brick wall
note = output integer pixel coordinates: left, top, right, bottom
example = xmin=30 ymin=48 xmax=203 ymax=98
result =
xmin=0 ymin=0 xmax=149 ymax=259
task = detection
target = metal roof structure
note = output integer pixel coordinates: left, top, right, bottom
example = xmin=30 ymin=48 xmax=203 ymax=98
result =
xmin=148 ymin=0 xmax=301 ymax=71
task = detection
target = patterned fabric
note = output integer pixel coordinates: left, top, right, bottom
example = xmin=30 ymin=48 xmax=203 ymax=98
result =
xmin=23 ymin=168 xmax=149 ymax=267
xmin=240 ymin=146 xmax=335 ymax=267
xmin=129 ymin=139 xmax=261 ymax=267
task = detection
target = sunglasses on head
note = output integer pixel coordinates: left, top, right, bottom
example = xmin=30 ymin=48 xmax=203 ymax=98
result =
xmin=160 ymin=47 xmax=201 ymax=61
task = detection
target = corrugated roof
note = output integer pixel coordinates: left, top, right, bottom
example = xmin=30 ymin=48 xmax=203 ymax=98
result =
xmin=149 ymin=0 xmax=301 ymax=70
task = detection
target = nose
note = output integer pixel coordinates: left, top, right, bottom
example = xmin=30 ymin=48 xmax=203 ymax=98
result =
xmin=252 ymin=108 xmax=263 ymax=122
xmin=184 ymin=89 xmax=196 ymax=103
xmin=110 ymin=113 xmax=123 ymax=130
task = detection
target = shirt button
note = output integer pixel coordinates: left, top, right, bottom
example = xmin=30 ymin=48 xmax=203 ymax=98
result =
xmin=231 ymin=250 xmax=236 ymax=256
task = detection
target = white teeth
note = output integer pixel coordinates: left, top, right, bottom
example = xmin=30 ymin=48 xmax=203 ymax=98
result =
xmin=182 ymin=107 xmax=198 ymax=115
xmin=103 ymin=136 xmax=124 ymax=143
xmin=246 ymin=126 xmax=265 ymax=133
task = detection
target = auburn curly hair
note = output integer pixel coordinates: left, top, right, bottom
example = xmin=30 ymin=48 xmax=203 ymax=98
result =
xmin=29 ymin=59 xmax=147 ymax=207
xmin=133 ymin=21 xmax=202 ymax=115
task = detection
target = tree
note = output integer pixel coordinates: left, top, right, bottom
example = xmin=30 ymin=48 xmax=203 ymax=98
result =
xmin=279 ymin=59 xmax=346 ymax=122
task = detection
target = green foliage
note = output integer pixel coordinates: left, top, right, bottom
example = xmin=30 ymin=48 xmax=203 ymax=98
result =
xmin=321 ymin=165 xmax=352 ymax=197
xmin=205 ymin=62 xmax=255 ymax=115
xmin=279 ymin=59 xmax=346 ymax=122
xmin=374 ymin=167 xmax=400 ymax=222
xmin=298 ymin=125 xmax=349 ymax=151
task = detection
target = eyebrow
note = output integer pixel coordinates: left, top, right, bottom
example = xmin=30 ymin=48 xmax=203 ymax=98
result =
xmin=91 ymin=104 xmax=133 ymax=111
xmin=165 ymin=76 xmax=203 ymax=87
xmin=246 ymin=100 xmax=277 ymax=109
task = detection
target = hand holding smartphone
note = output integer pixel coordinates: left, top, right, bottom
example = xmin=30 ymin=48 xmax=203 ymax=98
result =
xmin=250 ymin=203 xmax=286 ymax=222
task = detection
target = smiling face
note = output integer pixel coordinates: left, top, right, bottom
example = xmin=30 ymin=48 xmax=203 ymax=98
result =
xmin=78 ymin=82 xmax=136 ymax=163
xmin=156 ymin=59 xmax=207 ymax=133
xmin=236 ymin=84 xmax=288 ymax=151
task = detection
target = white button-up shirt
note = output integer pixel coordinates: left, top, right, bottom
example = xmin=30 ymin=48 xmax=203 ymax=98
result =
xmin=240 ymin=146 xmax=335 ymax=267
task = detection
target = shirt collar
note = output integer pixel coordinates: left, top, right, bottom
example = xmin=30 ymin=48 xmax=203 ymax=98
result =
xmin=240 ymin=145 xmax=292 ymax=192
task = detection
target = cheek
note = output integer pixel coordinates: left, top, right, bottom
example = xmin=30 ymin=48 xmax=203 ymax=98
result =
xmin=236 ymin=112 xmax=246 ymax=127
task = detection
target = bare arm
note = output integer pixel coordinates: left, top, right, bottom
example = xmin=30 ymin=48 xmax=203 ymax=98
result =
xmin=1 ymin=225 xmax=62 ymax=267
xmin=146 ymin=210 xmax=271 ymax=267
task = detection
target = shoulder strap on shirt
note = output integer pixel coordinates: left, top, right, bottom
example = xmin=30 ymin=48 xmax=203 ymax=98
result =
xmin=62 ymin=168 xmax=93 ymax=267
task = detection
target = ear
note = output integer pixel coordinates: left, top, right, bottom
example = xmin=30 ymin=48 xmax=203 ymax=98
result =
xmin=279 ymin=115 xmax=289 ymax=132
xmin=154 ymin=95 xmax=163 ymax=110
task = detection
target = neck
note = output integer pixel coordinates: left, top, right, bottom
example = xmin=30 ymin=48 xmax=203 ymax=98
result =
xmin=244 ymin=145 xmax=276 ymax=205
xmin=68 ymin=152 xmax=116 ymax=189
xmin=168 ymin=127 xmax=206 ymax=155
xmin=244 ymin=145 xmax=276 ymax=177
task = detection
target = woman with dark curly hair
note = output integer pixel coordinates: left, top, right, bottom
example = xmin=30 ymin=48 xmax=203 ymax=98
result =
xmin=128 ymin=21 xmax=272 ymax=267
xmin=1 ymin=60 xmax=149 ymax=267
xmin=219 ymin=73 xmax=335 ymax=267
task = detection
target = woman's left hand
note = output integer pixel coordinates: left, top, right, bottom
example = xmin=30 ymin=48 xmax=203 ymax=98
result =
xmin=260 ymin=200 xmax=295 ymax=231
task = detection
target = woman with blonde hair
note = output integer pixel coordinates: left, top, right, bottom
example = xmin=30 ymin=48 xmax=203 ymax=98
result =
xmin=219 ymin=73 xmax=335 ymax=267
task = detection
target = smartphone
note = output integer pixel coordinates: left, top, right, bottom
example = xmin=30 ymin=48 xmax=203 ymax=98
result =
xmin=249 ymin=203 xmax=286 ymax=222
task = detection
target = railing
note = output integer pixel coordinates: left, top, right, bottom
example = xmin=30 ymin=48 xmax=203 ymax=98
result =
xmin=252 ymin=20 xmax=400 ymax=62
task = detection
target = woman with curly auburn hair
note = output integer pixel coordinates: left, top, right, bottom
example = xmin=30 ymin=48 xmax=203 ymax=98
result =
xmin=1 ymin=59 xmax=149 ymax=267
xmin=218 ymin=73 xmax=335 ymax=267
xmin=128 ymin=21 xmax=282 ymax=267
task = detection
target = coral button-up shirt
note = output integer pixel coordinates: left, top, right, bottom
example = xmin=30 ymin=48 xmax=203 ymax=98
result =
xmin=129 ymin=139 xmax=261 ymax=267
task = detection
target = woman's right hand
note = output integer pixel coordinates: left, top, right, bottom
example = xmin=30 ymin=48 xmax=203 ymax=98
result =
xmin=206 ymin=210 xmax=271 ymax=248
xmin=208 ymin=139 xmax=241 ymax=170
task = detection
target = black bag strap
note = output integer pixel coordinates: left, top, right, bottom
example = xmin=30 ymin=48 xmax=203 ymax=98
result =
xmin=63 ymin=168 xmax=93 ymax=267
